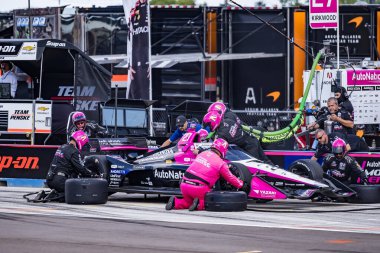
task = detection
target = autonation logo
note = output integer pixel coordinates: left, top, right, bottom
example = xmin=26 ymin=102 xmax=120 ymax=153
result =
xmin=366 ymin=161 xmax=380 ymax=168
xmin=352 ymin=72 xmax=380 ymax=81
xmin=154 ymin=169 xmax=184 ymax=180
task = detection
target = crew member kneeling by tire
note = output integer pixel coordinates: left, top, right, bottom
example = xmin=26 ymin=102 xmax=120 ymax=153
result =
xmin=46 ymin=130 xmax=93 ymax=194
xmin=165 ymin=138 xmax=248 ymax=211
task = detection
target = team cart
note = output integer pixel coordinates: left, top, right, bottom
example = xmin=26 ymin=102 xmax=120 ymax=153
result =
xmin=85 ymin=130 xmax=380 ymax=204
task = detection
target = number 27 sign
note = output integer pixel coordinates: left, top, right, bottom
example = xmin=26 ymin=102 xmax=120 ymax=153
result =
xmin=309 ymin=0 xmax=339 ymax=29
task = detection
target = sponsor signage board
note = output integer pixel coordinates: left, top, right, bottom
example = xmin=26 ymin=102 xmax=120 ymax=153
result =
xmin=346 ymin=70 xmax=380 ymax=125
xmin=304 ymin=69 xmax=380 ymax=125
xmin=0 ymin=146 xmax=57 ymax=179
xmin=0 ymin=102 xmax=52 ymax=133
xmin=309 ymin=0 xmax=339 ymax=29
xmin=0 ymin=42 xmax=37 ymax=61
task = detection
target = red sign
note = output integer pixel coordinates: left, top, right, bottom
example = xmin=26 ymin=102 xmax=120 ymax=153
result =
xmin=309 ymin=0 xmax=339 ymax=29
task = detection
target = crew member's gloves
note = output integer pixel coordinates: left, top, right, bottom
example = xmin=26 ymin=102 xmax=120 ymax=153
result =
xmin=240 ymin=182 xmax=250 ymax=193
xmin=361 ymin=176 xmax=369 ymax=185
xmin=91 ymin=172 xmax=100 ymax=178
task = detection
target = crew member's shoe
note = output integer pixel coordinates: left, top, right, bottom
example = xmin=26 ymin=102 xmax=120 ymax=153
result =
xmin=166 ymin=196 xmax=175 ymax=210
xmin=189 ymin=198 xmax=199 ymax=211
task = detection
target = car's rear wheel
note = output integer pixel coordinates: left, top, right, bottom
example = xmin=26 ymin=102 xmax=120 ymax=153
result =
xmin=219 ymin=162 xmax=252 ymax=193
xmin=288 ymin=159 xmax=323 ymax=182
xmin=348 ymin=184 xmax=380 ymax=204
xmin=84 ymin=155 xmax=109 ymax=180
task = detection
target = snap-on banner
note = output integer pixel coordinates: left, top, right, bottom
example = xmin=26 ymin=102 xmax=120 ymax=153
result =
xmin=0 ymin=145 xmax=58 ymax=179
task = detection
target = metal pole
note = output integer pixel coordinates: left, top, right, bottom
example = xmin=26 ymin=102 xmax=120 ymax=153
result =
xmin=336 ymin=1 xmax=339 ymax=69
xmin=28 ymin=0 xmax=32 ymax=39
xmin=114 ymin=85 xmax=118 ymax=138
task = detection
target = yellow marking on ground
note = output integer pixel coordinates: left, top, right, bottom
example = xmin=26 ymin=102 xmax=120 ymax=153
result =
xmin=327 ymin=239 xmax=354 ymax=244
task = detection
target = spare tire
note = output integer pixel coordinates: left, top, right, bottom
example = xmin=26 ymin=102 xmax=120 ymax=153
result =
xmin=288 ymin=159 xmax=323 ymax=182
xmin=65 ymin=178 xmax=108 ymax=205
xmin=205 ymin=191 xmax=247 ymax=212
xmin=348 ymin=184 xmax=380 ymax=204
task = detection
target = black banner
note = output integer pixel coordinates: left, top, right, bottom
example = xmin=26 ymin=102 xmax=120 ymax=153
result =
xmin=310 ymin=13 xmax=371 ymax=58
xmin=227 ymin=10 xmax=287 ymax=110
xmin=0 ymin=145 xmax=57 ymax=179
xmin=127 ymin=0 xmax=150 ymax=100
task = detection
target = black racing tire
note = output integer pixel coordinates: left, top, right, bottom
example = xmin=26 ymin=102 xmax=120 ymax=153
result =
xmin=219 ymin=162 xmax=252 ymax=193
xmin=84 ymin=155 xmax=109 ymax=181
xmin=288 ymin=159 xmax=324 ymax=182
xmin=205 ymin=191 xmax=247 ymax=212
xmin=65 ymin=178 xmax=108 ymax=205
xmin=348 ymin=184 xmax=380 ymax=204
xmin=254 ymin=199 xmax=273 ymax=203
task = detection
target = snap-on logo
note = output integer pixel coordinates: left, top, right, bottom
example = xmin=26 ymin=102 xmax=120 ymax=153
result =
xmin=0 ymin=45 xmax=16 ymax=53
xmin=0 ymin=156 xmax=39 ymax=172
xmin=46 ymin=41 xmax=66 ymax=47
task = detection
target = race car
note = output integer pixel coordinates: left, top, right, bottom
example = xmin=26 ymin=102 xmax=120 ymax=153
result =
xmin=85 ymin=130 xmax=378 ymax=203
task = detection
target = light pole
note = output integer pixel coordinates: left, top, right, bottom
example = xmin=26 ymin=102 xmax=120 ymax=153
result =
xmin=28 ymin=0 xmax=32 ymax=38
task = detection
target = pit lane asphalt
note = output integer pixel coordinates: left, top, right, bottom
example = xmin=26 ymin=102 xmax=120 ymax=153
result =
xmin=1 ymin=187 xmax=380 ymax=253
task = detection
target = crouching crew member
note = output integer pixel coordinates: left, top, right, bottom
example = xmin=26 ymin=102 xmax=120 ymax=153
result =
xmin=166 ymin=138 xmax=248 ymax=211
xmin=47 ymin=130 xmax=93 ymax=193
xmin=322 ymin=139 xmax=367 ymax=186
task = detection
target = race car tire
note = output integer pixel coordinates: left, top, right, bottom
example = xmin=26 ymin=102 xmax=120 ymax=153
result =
xmin=205 ymin=191 xmax=247 ymax=212
xmin=84 ymin=155 xmax=109 ymax=181
xmin=219 ymin=162 xmax=252 ymax=193
xmin=65 ymin=178 xmax=108 ymax=205
xmin=347 ymin=184 xmax=380 ymax=204
xmin=254 ymin=199 xmax=273 ymax=203
xmin=288 ymin=159 xmax=324 ymax=182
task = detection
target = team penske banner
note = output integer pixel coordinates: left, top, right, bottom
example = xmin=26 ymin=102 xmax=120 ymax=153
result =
xmin=0 ymin=100 xmax=52 ymax=133
xmin=123 ymin=0 xmax=151 ymax=99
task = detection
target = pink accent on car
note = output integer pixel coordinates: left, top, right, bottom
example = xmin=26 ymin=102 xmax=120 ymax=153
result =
xmin=174 ymin=132 xmax=198 ymax=164
xmin=248 ymin=177 xmax=287 ymax=199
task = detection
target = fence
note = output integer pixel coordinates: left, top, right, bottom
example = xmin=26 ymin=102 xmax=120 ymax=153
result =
xmin=152 ymin=108 xmax=298 ymax=137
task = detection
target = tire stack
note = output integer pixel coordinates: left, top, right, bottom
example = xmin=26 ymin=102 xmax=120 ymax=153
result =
xmin=205 ymin=191 xmax=247 ymax=212
xmin=65 ymin=178 xmax=108 ymax=204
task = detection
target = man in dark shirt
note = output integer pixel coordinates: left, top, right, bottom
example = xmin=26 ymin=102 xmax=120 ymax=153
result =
xmin=46 ymin=130 xmax=93 ymax=193
xmin=311 ymin=129 xmax=348 ymax=160
xmin=334 ymin=86 xmax=354 ymax=115
xmin=308 ymin=97 xmax=354 ymax=136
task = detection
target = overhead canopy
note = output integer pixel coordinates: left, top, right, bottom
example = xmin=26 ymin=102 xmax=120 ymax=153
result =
xmin=91 ymin=52 xmax=285 ymax=69
xmin=0 ymin=39 xmax=111 ymax=121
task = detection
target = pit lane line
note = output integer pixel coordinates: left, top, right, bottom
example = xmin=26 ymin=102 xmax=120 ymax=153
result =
xmin=1 ymin=187 xmax=380 ymax=235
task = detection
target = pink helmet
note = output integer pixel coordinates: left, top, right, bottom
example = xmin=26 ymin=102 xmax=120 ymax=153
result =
xmin=202 ymin=111 xmax=222 ymax=131
xmin=207 ymin=102 xmax=227 ymax=116
xmin=72 ymin=111 xmax=86 ymax=125
xmin=211 ymin=138 xmax=229 ymax=158
xmin=196 ymin=129 xmax=209 ymax=142
xmin=70 ymin=130 xmax=89 ymax=151
xmin=332 ymin=138 xmax=346 ymax=156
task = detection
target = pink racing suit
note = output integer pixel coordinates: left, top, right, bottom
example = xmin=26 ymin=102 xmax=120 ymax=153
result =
xmin=174 ymin=150 xmax=243 ymax=210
